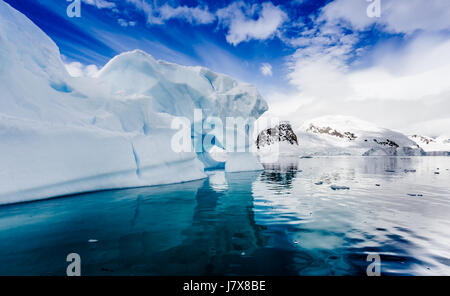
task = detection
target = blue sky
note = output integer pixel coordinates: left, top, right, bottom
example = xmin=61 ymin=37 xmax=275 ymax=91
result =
xmin=4 ymin=0 xmax=450 ymax=135
xmin=3 ymin=0 xmax=395 ymax=94
xmin=4 ymin=0 xmax=337 ymax=94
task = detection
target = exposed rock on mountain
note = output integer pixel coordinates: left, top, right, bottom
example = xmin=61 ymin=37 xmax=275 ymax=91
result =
xmin=256 ymin=115 xmax=426 ymax=157
xmin=256 ymin=122 xmax=298 ymax=149
xmin=409 ymin=135 xmax=450 ymax=155
xmin=306 ymin=124 xmax=357 ymax=141
xmin=294 ymin=116 xmax=425 ymax=156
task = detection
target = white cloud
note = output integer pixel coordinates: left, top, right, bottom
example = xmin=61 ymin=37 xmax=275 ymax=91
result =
xmin=125 ymin=1 xmax=214 ymax=25
xmin=82 ymin=0 xmax=116 ymax=10
xmin=125 ymin=0 xmax=155 ymax=23
xmin=319 ymin=0 xmax=450 ymax=34
xmin=267 ymin=0 xmax=450 ymax=137
xmin=269 ymin=34 xmax=450 ymax=136
xmin=217 ymin=2 xmax=288 ymax=45
xmin=408 ymin=117 xmax=450 ymax=138
xmin=65 ymin=62 xmax=99 ymax=77
xmin=260 ymin=63 xmax=273 ymax=76
xmin=118 ymin=18 xmax=137 ymax=27
xmin=120 ymin=1 xmax=287 ymax=45
xmin=348 ymin=38 xmax=450 ymax=102
xmin=158 ymin=4 xmax=215 ymax=25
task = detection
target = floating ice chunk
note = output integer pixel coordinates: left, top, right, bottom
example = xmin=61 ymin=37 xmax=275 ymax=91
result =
xmin=330 ymin=185 xmax=350 ymax=190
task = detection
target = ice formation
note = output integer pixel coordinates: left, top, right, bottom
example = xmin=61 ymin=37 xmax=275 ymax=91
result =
xmin=0 ymin=1 xmax=267 ymax=204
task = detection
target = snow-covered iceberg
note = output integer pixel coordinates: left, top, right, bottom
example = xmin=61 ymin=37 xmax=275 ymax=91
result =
xmin=0 ymin=1 xmax=267 ymax=205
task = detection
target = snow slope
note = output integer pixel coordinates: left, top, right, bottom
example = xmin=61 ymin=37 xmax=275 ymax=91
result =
xmin=295 ymin=116 xmax=425 ymax=156
xmin=409 ymin=135 xmax=450 ymax=155
xmin=0 ymin=1 xmax=267 ymax=205
xmin=255 ymin=115 xmax=425 ymax=157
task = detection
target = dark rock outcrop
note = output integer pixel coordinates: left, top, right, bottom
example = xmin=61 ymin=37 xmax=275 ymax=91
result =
xmin=256 ymin=122 xmax=299 ymax=149
xmin=306 ymin=124 xmax=357 ymax=141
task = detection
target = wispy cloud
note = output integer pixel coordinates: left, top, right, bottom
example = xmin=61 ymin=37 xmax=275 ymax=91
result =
xmin=157 ymin=4 xmax=215 ymax=25
xmin=124 ymin=1 xmax=214 ymax=25
xmin=260 ymin=63 xmax=273 ymax=76
xmin=82 ymin=0 xmax=116 ymax=10
xmin=118 ymin=18 xmax=137 ymax=27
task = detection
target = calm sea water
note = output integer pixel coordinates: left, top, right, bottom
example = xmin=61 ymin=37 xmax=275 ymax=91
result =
xmin=0 ymin=156 xmax=449 ymax=275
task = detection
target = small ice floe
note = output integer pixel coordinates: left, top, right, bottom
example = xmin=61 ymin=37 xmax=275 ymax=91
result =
xmin=385 ymin=170 xmax=395 ymax=173
xmin=330 ymin=185 xmax=350 ymax=190
xmin=241 ymin=252 xmax=246 ymax=256
xmin=404 ymin=169 xmax=416 ymax=173
xmin=314 ymin=181 xmax=323 ymax=185
xmin=88 ymin=239 xmax=99 ymax=243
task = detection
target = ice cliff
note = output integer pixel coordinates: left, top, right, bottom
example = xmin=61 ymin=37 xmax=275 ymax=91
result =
xmin=0 ymin=1 xmax=267 ymax=204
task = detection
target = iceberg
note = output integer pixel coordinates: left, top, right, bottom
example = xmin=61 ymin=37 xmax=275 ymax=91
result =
xmin=0 ymin=1 xmax=267 ymax=205
xmin=225 ymin=152 xmax=263 ymax=173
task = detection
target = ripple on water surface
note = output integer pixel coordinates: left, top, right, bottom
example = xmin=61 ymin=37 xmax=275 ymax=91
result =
xmin=0 ymin=157 xmax=449 ymax=275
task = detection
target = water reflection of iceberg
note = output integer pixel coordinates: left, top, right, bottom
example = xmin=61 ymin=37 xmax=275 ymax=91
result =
xmin=0 ymin=180 xmax=204 ymax=275
xmin=150 ymin=171 xmax=267 ymax=275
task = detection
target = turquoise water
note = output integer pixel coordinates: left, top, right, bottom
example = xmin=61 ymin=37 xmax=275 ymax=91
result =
xmin=0 ymin=157 xmax=449 ymax=275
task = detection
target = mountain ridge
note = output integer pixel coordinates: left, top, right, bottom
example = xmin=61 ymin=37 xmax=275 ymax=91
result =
xmin=256 ymin=115 xmax=450 ymax=157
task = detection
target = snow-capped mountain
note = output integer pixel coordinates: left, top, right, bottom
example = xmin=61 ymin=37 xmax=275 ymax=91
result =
xmin=296 ymin=116 xmax=425 ymax=156
xmin=256 ymin=115 xmax=426 ymax=157
xmin=0 ymin=1 xmax=266 ymax=204
xmin=409 ymin=135 xmax=450 ymax=155
xmin=255 ymin=121 xmax=301 ymax=159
